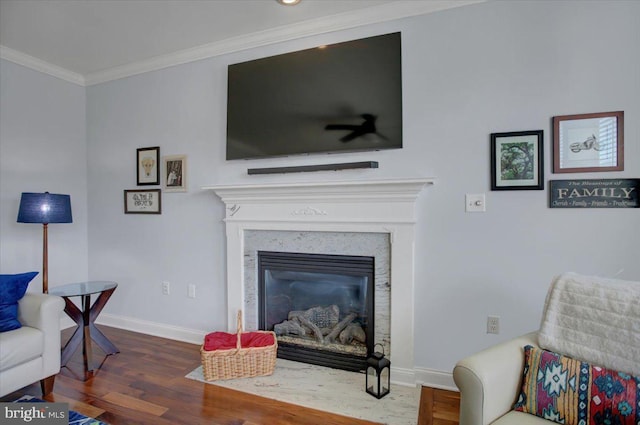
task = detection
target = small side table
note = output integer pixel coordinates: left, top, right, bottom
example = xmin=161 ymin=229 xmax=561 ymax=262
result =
xmin=49 ymin=281 xmax=120 ymax=380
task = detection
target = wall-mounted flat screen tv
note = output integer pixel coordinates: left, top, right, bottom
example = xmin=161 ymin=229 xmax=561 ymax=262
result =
xmin=226 ymin=32 xmax=402 ymax=160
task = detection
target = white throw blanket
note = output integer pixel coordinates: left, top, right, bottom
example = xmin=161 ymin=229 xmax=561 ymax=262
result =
xmin=538 ymin=272 xmax=640 ymax=376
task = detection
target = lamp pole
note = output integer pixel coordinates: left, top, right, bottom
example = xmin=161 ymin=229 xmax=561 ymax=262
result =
xmin=42 ymin=223 xmax=49 ymax=293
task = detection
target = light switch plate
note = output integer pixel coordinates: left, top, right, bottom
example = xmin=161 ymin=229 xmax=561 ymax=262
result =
xmin=466 ymin=194 xmax=486 ymax=212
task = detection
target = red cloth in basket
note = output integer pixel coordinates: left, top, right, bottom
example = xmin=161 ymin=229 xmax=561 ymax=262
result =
xmin=203 ymin=331 xmax=275 ymax=351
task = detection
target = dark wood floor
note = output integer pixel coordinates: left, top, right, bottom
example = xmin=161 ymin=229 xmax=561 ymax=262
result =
xmin=418 ymin=386 xmax=460 ymax=425
xmin=3 ymin=326 xmax=461 ymax=424
xmin=1 ymin=326 xmax=393 ymax=424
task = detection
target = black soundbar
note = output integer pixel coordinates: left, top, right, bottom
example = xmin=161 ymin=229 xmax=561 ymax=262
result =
xmin=248 ymin=161 xmax=379 ymax=175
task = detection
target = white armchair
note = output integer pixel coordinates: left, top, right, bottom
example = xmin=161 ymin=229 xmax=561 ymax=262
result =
xmin=453 ymin=272 xmax=640 ymax=425
xmin=453 ymin=332 xmax=547 ymax=425
xmin=0 ymin=292 xmax=65 ymax=397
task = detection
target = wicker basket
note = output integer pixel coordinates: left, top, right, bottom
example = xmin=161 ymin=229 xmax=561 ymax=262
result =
xmin=200 ymin=311 xmax=277 ymax=381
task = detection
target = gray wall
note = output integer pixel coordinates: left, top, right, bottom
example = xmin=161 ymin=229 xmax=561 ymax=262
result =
xmin=0 ymin=59 xmax=88 ymax=287
xmin=412 ymin=0 xmax=639 ymax=370
xmin=2 ymin=0 xmax=639 ymax=379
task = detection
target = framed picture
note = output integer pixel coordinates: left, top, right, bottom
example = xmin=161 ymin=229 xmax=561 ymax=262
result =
xmin=137 ymin=146 xmax=160 ymax=185
xmin=553 ymin=111 xmax=624 ymax=173
xmin=490 ymin=130 xmax=544 ymax=190
xmin=163 ymin=155 xmax=187 ymax=192
xmin=124 ymin=189 xmax=162 ymax=214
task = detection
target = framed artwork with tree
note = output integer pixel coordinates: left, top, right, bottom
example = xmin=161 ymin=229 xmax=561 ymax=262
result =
xmin=491 ymin=130 xmax=544 ymax=190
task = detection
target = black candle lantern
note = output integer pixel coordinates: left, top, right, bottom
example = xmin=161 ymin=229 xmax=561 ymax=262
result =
xmin=366 ymin=343 xmax=390 ymax=399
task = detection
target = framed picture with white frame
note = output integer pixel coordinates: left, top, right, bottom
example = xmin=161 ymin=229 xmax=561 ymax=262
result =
xmin=163 ymin=155 xmax=187 ymax=192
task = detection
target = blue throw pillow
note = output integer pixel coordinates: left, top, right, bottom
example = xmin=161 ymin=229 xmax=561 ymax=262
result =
xmin=0 ymin=271 xmax=38 ymax=332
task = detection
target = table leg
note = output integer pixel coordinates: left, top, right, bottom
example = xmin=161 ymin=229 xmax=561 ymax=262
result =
xmin=82 ymin=294 xmax=93 ymax=380
xmin=60 ymin=297 xmax=83 ymax=366
xmin=88 ymin=287 xmax=119 ymax=354
xmin=59 ymin=286 xmax=119 ymax=381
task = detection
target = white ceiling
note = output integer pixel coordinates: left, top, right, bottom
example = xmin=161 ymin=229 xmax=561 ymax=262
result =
xmin=0 ymin=0 xmax=480 ymax=85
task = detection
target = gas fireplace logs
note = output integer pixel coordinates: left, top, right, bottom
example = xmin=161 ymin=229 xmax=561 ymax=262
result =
xmin=273 ymin=305 xmax=365 ymax=345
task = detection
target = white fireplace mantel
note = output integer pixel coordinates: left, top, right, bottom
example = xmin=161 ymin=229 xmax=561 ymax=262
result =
xmin=203 ymin=178 xmax=434 ymax=385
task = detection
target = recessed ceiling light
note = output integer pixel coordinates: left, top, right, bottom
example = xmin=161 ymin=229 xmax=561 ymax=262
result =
xmin=276 ymin=0 xmax=301 ymax=5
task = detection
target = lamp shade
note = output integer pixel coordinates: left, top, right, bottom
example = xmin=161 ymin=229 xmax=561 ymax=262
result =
xmin=17 ymin=192 xmax=72 ymax=224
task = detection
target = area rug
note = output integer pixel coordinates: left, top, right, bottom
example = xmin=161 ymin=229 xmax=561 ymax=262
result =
xmin=186 ymin=358 xmax=419 ymax=425
xmin=14 ymin=395 xmax=108 ymax=425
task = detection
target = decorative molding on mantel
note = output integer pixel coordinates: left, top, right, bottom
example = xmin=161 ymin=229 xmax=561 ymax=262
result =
xmin=291 ymin=206 xmax=328 ymax=216
xmin=204 ymin=178 xmax=432 ymax=197
xmin=203 ymin=178 xmax=434 ymax=225
xmin=204 ymin=178 xmax=434 ymax=386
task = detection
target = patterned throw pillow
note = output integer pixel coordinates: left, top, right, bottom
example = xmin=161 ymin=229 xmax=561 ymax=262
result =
xmin=514 ymin=345 xmax=639 ymax=425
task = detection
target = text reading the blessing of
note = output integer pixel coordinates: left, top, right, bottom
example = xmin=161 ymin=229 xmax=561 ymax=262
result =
xmin=549 ymin=179 xmax=639 ymax=208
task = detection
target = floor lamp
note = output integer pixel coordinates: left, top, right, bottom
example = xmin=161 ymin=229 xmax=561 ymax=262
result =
xmin=17 ymin=192 xmax=73 ymax=294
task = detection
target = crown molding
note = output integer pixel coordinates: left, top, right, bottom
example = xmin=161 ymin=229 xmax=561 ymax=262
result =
xmin=3 ymin=0 xmax=482 ymax=87
xmin=0 ymin=45 xmax=85 ymax=86
xmin=84 ymin=0 xmax=483 ymax=86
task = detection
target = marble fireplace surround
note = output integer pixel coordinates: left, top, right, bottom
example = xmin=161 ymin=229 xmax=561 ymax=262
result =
xmin=204 ymin=178 xmax=433 ymax=385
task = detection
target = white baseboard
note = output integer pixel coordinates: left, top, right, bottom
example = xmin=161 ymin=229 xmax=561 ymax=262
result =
xmin=390 ymin=366 xmax=416 ymax=387
xmin=67 ymin=313 xmax=456 ymax=390
xmin=391 ymin=367 xmax=456 ymax=391
xmin=95 ymin=313 xmax=206 ymax=345
xmin=414 ymin=367 xmax=457 ymax=391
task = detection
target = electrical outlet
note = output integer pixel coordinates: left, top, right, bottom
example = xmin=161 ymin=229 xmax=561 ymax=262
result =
xmin=487 ymin=315 xmax=500 ymax=334
xmin=188 ymin=284 xmax=196 ymax=299
xmin=162 ymin=281 xmax=170 ymax=296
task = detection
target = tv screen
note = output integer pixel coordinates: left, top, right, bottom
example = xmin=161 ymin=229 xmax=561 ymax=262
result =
xmin=226 ymin=32 xmax=402 ymax=160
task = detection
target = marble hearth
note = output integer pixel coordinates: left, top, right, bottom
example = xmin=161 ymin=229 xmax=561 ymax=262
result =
xmin=204 ymin=179 xmax=433 ymax=385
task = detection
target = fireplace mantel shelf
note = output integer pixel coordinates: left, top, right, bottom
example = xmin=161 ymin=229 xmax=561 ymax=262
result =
xmin=204 ymin=178 xmax=434 ymax=386
xmin=202 ymin=177 xmax=435 ymax=192
xmin=203 ymin=178 xmax=434 ymax=224
xmin=203 ymin=178 xmax=434 ymax=201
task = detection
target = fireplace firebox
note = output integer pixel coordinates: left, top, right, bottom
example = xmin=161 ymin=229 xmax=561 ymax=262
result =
xmin=258 ymin=251 xmax=374 ymax=371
